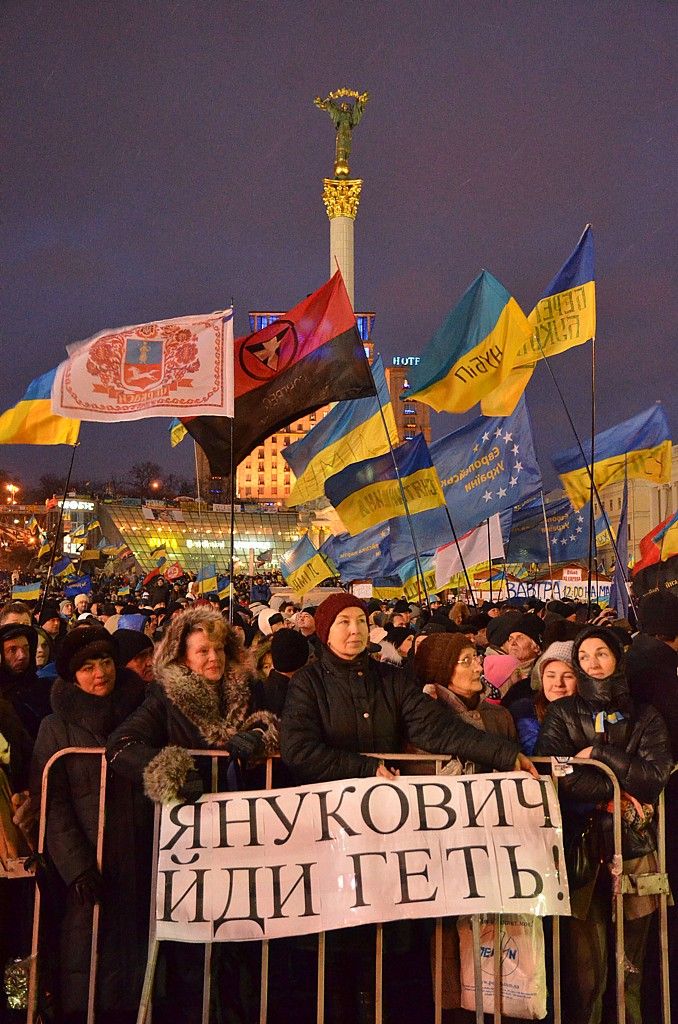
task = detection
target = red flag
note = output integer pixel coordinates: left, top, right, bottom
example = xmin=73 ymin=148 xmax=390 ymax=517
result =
xmin=184 ymin=272 xmax=375 ymax=474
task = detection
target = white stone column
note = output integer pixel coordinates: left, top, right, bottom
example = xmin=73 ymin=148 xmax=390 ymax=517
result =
xmin=322 ymin=178 xmax=362 ymax=309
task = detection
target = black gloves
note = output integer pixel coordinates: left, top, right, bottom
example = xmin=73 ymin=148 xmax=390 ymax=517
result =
xmin=71 ymin=866 xmax=103 ymax=905
xmin=178 ymin=768 xmax=204 ymax=803
xmin=227 ymin=729 xmax=265 ymax=764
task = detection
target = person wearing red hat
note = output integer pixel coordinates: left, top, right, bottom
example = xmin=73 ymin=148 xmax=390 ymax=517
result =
xmin=281 ymin=594 xmax=536 ymax=1023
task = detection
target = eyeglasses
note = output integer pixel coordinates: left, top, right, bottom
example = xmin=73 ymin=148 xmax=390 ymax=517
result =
xmin=457 ymin=653 xmax=482 ymax=667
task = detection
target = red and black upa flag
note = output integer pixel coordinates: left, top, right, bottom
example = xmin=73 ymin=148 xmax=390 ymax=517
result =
xmin=183 ymin=272 xmax=375 ymax=474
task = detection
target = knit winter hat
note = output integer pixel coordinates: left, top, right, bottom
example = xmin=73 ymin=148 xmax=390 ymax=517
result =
xmin=258 ymin=609 xmax=284 ymax=636
xmin=385 ymin=626 xmax=414 ymax=649
xmin=271 ymin=629 xmax=309 ymax=673
xmin=485 ymin=611 xmax=523 ymax=648
xmin=38 ymin=603 xmax=61 ymax=627
xmin=531 ymin=641 xmax=575 ymax=692
xmin=510 ymin=614 xmax=544 ymax=647
xmin=56 ymin=625 xmax=117 ymax=681
xmin=413 ymin=632 xmax=475 ymax=687
xmin=314 ymin=594 xmax=368 ymax=646
xmin=393 ymin=599 xmax=410 ymax=614
xmin=482 ymin=653 xmax=520 ymax=690
xmin=638 ymin=589 xmax=678 ymax=639
xmin=114 ymin=628 xmax=153 ymax=667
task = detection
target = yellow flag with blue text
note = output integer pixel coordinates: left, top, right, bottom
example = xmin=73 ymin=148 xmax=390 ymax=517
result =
xmin=482 ymin=227 xmax=595 ymax=416
xmin=401 ymin=271 xmax=532 ymax=414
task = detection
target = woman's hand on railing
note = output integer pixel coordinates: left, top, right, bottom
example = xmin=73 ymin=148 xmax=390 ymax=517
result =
xmin=376 ymin=764 xmax=400 ymax=780
xmin=514 ymin=752 xmax=539 ymax=779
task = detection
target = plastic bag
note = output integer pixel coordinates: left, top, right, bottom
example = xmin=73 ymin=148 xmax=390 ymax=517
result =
xmin=458 ymin=913 xmax=547 ymax=1020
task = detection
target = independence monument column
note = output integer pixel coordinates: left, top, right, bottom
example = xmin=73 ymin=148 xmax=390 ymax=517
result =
xmin=314 ymin=88 xmax=369 ymax=307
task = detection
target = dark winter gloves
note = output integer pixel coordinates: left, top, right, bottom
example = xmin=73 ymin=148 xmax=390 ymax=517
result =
xmin=227 ymin=728 xmax=265 ymax=764
xmin=177 ymin=768 xmax=204 ymax=803
xmin=71 ymin=866 xmax=103 ymax=905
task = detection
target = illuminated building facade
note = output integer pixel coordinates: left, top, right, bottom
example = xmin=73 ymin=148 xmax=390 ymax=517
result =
xmin=384 ymin=359 xmax=431 ymax=443
xmin=196 ymin=311 xmax=376 ymax=504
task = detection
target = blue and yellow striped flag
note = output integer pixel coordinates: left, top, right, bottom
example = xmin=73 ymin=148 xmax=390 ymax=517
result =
xmin=169 ymin=418 xmax=188 ymax=447
xmin=553 ymin=404 xmax=672 ymax=511
xmin=11 ymin=581 xmax=41 ymax=601
xmin=26 ymin=515 xmax=39 ymax=534
xmin=482 ymin=228 xmax=595 ymax=416
xmin=395 ymin=555 xmax=440 ymax=603
xmin=38 ymin=539 xmax=53 ymax=559
xmin=195 ymin=562 xmax=218 ymax=595
xmin=280 ymin=535 xmax=333 ymax=596
xmin=87 ymin=519 xmax=101 ymax=533
xmin=401 ymin=271 xmax=532 ymax=414
xmin=283 ymin=355 xmax=399 ymax=507
xmin=325 ymin=433 xmax=446 ymax=536
xmin=53 ymin=556 xmax=76 ymax=579
xmin=0 ymin=367 xmax=80 ymax=445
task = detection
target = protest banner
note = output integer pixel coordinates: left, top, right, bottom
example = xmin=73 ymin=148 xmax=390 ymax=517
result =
xmin=155 ymin=773 xmax=569 ymax=944
xmin=505 ymin=578 xmax=611 ymax=605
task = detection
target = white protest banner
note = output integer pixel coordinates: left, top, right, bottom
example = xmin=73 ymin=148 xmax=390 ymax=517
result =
xmin=506 ymin=578 xmax=611 ymax=605
xmin=156 ymin=773 xmax=569 ymax=944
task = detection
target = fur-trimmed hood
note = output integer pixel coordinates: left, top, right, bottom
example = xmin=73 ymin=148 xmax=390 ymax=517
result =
xmin=151 ymin=604 xmax=278 ymax=751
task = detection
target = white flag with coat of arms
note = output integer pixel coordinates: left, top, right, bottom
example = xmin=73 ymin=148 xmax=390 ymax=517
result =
xmin=52 ymin=309 xmax=234 ymax=421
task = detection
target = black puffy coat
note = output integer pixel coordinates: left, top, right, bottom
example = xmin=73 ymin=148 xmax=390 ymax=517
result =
xmin=106 ymin=605 xmax=279 ymax=802
xmin=30 ymin=669 xmax=151 ymax=1017
xmin=280 ymin=645 xmax=519 ymax=783
xmin=626 ymin=632 xmax=678 ymax=759
xmin=535 ymin=691 xmax=673 ymax=860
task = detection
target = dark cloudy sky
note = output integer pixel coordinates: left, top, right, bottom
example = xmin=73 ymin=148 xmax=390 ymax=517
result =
xmin=2 ymin=1 xmax=676 ymax=490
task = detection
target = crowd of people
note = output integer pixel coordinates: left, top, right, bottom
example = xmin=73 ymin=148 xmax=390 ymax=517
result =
xmin=0 ymin=571 xmax=676 ymax=1024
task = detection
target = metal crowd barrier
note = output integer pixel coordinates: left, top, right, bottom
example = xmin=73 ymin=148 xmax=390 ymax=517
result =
xmin=25 ymin=750 xmax=674 ymax=1024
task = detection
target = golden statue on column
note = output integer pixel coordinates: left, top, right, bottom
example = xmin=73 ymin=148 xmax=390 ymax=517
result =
xmin=314 ymin=88 xmax=369 ymax=179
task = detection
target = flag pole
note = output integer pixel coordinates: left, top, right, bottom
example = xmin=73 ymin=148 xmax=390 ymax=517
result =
xmin=228 ymin=417 xmax=236 ymax=624
xmin=530 ymin=310 xmax=628 ymax=606
xmin=193 ymin=440 xmax=205 ymax=589
xmin=39 ymin=441 xmax=79 ymax=616
xmin=441 ymin=507 xmax=478 ymax=608
xmin=540 ymin=490 xmax=554 ymax=582
xmin=587 ymin=334 xmax=597 ymax=613
xmin=486 ymin=518 xmax=493 ymax=603
xmin=367 ymin=361 xmax=432 ymax=609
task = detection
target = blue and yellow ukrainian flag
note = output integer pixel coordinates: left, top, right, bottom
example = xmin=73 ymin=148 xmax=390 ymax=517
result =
xmin=395 ymin=555 xmax=440 ymax=603
xmin=12 ymin=581 xmax=42 ymax=601
xmin=70 ymin=524 xmax=88 ymax=541
xmin=371 ymin=577 xmax=404 ymax=602
xmin=117 ymin=585 xmax=131 ymax=598
xmin=280 ymin=535 xmax=333 ymax=596
xmin=53 ymin=556 xmax=76 ymax=579
xmin=0 ymin=367 xmax=80 ymax=445
xmin=151 ymin=545 xmax=168 ymax=567
xmin=26 ymin=515 xmax=39 ymax=534
xmin=38 ymin=539 xmax=53 ymax=559
xmin=169 ymin=418 xmax=188 ymax=447
xmin=481 ymin=227 xmax=595 ymax=416
xmin=325 ymin=433 xmax=446 ymax=536
xmin=87 ymin=519 xmax=101 ymax=533
xmin=283 ymin=355 xmax=399 ymax=507
xmin=553 ymin=403 xmax=672 ymax=510
xmin=402 ymin=271 xmax=532 ymax=414
xmin=196 ymin=563 xmax=218 ymax=595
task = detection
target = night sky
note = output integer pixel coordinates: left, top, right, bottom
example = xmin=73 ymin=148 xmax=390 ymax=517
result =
xmin=2 ymin=2 xmax=676 ymax=491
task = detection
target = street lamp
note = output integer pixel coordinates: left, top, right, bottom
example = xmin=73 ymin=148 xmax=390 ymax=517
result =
xmin=5 ymin=483 xmax=19 ymax=505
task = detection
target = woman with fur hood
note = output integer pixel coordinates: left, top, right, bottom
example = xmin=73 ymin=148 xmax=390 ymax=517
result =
xmin=106 ymin=605 xmax=279 ymax=802
xmin=106 ymin=606 xmax=279 ymax=1023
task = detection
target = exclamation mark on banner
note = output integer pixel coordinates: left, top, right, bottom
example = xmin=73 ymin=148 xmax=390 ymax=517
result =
xmin=552 ymin=845 xmax=564 ymax=901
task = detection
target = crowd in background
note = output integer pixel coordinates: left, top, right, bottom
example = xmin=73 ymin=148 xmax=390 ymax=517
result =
xmin=0 ymin=567 xmax=676 ymax=1024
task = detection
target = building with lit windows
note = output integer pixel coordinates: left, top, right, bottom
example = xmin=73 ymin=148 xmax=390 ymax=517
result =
xmin=384 ymin=359 xmax=431 ymax=443
xmin=197 ymin=310 xmax=376 ymax=504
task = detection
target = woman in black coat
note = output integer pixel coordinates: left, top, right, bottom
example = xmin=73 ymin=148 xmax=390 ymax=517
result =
xmin=536 ymin=626 xmax=673 ymax=1024
xmin=280 ymin=594 xmax=536 ymax=1024
xmin=30 ymin=625 xmax=150 ymax=1024
xmin=106 ymin=605 xmax=279 ymax=1024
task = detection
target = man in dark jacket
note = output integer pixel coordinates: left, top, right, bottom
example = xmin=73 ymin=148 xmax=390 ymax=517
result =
xmin=0 ymin=623 xmax=50 ymax=738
